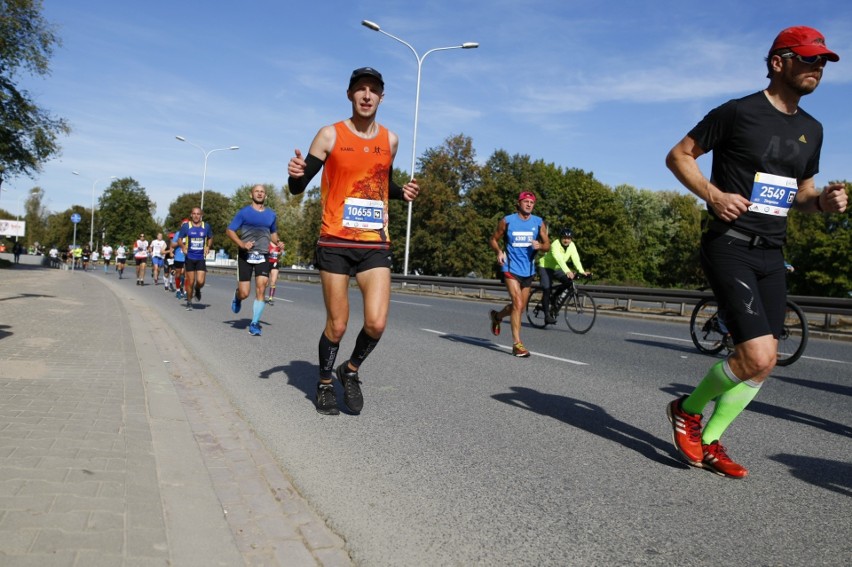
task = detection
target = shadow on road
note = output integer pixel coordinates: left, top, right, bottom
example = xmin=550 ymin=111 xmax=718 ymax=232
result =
xmin=260 ymin=359 xmax=318 ymax=397
xmin=438 ymin=333 xmax=509 ymax=355
xmin=492 ymin=386 xmax=687 ymax=469
xmin=769 ymin=454 xmax=852 ymax=497
xmin=0 ymin=293 xmax=53 ymax=302
xmin=773 ymin=374 xmax=852 ymax=398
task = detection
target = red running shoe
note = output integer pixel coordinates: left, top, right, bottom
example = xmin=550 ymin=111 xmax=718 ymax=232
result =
xmin=512 ymin=342 xmax=530 ymax=358
xmin=490 ymin=310 xmax=501 ymax=336
xmin=667 ymin=396 xmax=703 ymax=465
xmin=702 ymin=441 xmax=748 ymax=479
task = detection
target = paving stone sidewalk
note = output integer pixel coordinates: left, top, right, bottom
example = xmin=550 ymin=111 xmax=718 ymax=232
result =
xmin=0 ymin=262 xmax=352 ymax=566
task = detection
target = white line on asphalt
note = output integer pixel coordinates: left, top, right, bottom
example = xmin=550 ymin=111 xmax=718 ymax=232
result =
xmin=391 ymin=299 xmax=432 ymax=307
xmin=421 ymin=328 xmax=589 ymax=365
xmin=629 ymin=333 xmax=848 ymax=364
xmin=796 ymin=354 xmax=849 ymax=364
xmin=629 ymin=332 xmax=692 ymax=343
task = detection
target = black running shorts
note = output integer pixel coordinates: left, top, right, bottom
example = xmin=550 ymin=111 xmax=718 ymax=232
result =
xmin=315 ymin=246 xmax=392 ymax=276
xmin=700 ymin=231 xmax=787 ymax=344
xmin=237 ymin=254 xmax=271 ymax=281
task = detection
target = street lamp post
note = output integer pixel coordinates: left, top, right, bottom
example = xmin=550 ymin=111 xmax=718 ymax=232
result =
xmin=361 ymin=19 xmax=478 ymax=276
xmin=175 ymin=136 xmax=239 ymax=212
xmin=72 ymin=172 xmax=116 ymax=249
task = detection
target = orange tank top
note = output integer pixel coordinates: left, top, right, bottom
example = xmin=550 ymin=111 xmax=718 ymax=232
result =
xmin=319 ymin=121 xmax=393 ymax=247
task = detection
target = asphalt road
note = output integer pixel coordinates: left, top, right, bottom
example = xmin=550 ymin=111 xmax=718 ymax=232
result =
xmin=99 ymin=268 xmax=851 ymax=566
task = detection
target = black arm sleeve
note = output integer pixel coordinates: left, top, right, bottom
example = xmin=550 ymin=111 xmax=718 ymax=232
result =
xmin=288 ymin=154 xmax=325 ymax=195
xmin=389 ymin=179 xmax=404 ymax=200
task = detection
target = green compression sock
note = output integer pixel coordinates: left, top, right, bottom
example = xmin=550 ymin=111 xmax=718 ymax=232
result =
xmin=681 ymin=360 xmax=740 ymax=416
xmin=702 ymin=379 xmax=762 ymax=444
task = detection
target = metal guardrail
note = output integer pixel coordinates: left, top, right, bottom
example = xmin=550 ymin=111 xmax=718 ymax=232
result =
xmin=208 ymin=265 xmax=852 ymax=332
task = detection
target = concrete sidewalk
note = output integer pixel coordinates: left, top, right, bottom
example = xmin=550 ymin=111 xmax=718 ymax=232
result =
xmin=0 ymin=259 xmax=352 ymax=566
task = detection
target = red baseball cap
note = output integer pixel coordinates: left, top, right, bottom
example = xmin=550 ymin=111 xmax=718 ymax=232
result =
xmin=770 ymin=26 xmax=839 ymax=61
xmin=518 ymin=191 xmax=537 ymax=202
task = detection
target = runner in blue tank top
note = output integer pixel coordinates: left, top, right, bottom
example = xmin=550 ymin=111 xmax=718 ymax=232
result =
xmin=488 ymin=191 xmax=550 ymax=357
xmin=176 ymin=207 xmax=213 ymax=310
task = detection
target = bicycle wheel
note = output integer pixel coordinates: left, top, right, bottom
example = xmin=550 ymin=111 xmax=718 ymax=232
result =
xmin=690 ymin=298 xmax=726 ymax=354
xmin=776 ymin=300 xmax=808 ymax=366
xmin=563 ymin=290 xmax=596 ymax=334
xmin=526 ymin=288 xmax=548 ymax=328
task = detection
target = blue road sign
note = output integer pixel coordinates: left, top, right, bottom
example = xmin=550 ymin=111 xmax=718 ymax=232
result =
xmin=71 ymin=213 xmax=81 ymax=224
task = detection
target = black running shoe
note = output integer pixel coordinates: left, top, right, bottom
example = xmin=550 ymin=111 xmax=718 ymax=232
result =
xmin=336 ymin=363 xmax=364 ymax=413
xmin=195 ymin=287 xmax=201 ymax=301
xmin=316 ymin=383 xmax=339 ymax=415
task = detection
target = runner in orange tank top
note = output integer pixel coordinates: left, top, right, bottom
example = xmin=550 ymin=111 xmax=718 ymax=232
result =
xmin=287 ymin=67 xmax=420 ymax=416
xmin=319 ymin=121 xmax=393 ymax=246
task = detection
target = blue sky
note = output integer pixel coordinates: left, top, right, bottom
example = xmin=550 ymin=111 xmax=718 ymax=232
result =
xmin=6 ymin=0 xmax=852 ymax=221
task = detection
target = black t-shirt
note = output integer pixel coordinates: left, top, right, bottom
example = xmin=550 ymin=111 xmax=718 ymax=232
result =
xmin=689 ymin=91 xmax=823 ymax=246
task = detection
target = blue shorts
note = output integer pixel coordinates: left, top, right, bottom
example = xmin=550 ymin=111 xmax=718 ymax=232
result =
xmin=152 ymin=256 xmax=164 ymax=267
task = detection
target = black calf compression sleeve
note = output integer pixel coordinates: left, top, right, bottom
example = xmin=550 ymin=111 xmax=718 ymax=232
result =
xmin=288 ymin=154 xmax=324 ymax=195
xmin=350 ymin=328 xmax=380 ymax=368
xmin=318 ymin=332 xmax=340 ymax=379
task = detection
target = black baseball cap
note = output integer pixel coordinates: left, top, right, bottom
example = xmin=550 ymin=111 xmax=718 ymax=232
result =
xmin=348 ymin=67 xmax=384 ymax=90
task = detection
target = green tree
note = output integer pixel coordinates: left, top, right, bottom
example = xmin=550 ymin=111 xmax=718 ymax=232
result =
xmin=786 ymin=181 xmax=851 ymax=296
xmin=42 ymin=204 xmax=88 ymax=250
xmin=613 ymin=185 xmax=666 ymax=284
xmin=97 ymin=177 xmax=156 ymax=247
xmin=164 ymin=190 xmax=229 ymax=235
xmin=0 ymin=0 xmax=70 ymax=189
xmin=275 ymin=187 xmax=306 ymax=267
xmin=295 ymin=186 xmax=322 ymax=267
xmin=410 ymin=134 xmax=482 ymax=276
xmin=21 ymin=184 xmax=47 ymax=248
xmin=544 ymin=168 xmax=637 ymax=284
xmin=655 ymin=191 xmax=703 ymax=288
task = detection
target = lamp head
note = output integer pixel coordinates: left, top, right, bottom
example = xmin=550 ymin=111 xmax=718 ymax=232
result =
xmin=362 ymin=20 xmax=380 ymax=31
xmin=462 ymin=43 xmax=479 ymax=49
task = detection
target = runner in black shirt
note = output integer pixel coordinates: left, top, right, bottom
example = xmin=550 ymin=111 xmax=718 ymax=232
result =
xmin=664 ymin=26 xmax=847 ymax=478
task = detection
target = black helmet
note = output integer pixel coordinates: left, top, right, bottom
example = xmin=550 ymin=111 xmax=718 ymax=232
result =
xmin=559 ymin=228 xmax=574 ymax=238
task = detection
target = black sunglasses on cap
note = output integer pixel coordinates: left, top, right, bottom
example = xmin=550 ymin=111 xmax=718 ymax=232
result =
xmin=779 ymin=52 xmax=825 ymax=65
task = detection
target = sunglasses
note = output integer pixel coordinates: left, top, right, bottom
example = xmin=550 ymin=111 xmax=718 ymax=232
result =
xmin=780 ymin=52 xmax=824 ymax=65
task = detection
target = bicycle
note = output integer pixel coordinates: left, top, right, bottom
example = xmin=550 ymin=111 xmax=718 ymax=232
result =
xmin=689 ymin=296 xmax=808 ymax=366
xmin=526 ymin=275 xmax=597 ymax=333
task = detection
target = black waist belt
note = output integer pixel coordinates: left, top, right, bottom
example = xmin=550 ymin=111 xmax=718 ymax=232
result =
xmin=708 ymin=220 xmax=770 ymax=248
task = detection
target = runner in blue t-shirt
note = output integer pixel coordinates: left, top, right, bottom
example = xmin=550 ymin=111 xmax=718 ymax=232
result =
xmin=225 ymin=185 xmax=281 ymax=337
xmin=488 ymin=191 xmax=550 ymax=357
xmin=176 ymin=207 xmax=213 ymax=310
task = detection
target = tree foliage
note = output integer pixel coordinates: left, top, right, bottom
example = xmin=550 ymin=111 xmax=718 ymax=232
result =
xmin=785 ymin=182 xmax=851 ymax=296
xmin=0 ymin=0 xmax=70 ymax=188
xmin=12 ymin=129 xmax=850 ymax=297
xmin=96 ymin=177 xmax=156 ymax=248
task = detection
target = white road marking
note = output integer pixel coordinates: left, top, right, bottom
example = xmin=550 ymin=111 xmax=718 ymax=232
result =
xmin=628 ymin=333 xmax=849 ymax=364
xmin=391 ymin=299 xmax=432 ymax=307
xmin=421 ymin=328 xmax=589 ymax=365
xmin=629 ymin=332 xmax=692 ymax=343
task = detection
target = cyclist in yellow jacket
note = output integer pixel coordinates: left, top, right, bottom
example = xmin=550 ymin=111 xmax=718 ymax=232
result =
xmin=537 ymin=228 xmax=590 ymax=324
